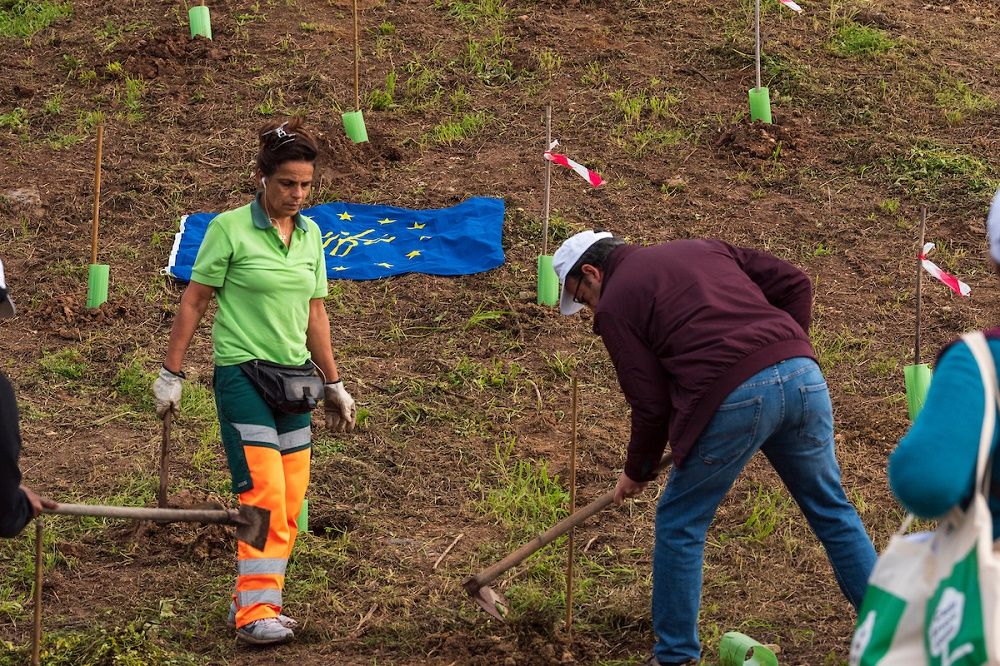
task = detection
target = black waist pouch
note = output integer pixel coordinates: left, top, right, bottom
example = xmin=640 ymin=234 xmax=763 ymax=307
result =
xmin=239 ymin=359 xmax=324 ymax=414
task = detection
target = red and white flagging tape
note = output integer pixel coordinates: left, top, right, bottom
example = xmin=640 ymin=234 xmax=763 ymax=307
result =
xmin=921 ymin=242 xmax=971 ymax=298
xmin=778 ymin=0 xmax=803 ymax=12
xmin=544 ymin=141 xmax=605 ymax=188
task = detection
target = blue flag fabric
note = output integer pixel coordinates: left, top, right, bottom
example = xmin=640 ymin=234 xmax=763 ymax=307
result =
xmin=166 ymin=197 xmax=505 ymax=281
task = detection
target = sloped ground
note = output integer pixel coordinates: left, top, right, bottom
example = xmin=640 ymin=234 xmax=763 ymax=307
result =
xmin=1 ymin=0 xmax=999 ymax=664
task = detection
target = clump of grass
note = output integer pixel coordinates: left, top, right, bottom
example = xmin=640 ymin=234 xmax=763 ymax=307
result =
xmin=0 ymin=0 xmax=72 ymax=39
xmin=0 ymin=107 xmax=28 ymax=131
xmin=463 ymin=32 xmax=516 ymax=86
xmin=39 ymin=348 xmax=88 ymax=380
xmin=831 ymin=22 xmax=896 ymax=58
xmin=436 ymin=0 xmax=508 ymax=25
xmin=428 ymin=111 xmax=488 ymax=145
xmin=367 ymin=70 xmax=397 ymax=111
xmin=477 ymin=436 xmax=568 ymax=540
xmin=888 ymin=140 xmax=995 ymax=197
xmin=935 ymin=78 xmax=996 ymax=125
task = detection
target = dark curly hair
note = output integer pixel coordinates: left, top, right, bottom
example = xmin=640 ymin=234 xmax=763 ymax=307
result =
xmin=256 ymin=117 xmax=319 ymax=176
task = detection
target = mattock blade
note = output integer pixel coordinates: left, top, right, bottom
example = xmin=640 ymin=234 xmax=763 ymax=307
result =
xmin=470 ymin=584 xmax=509 ymax=622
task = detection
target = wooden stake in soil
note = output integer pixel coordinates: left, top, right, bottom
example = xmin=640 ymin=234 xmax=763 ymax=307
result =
xmin=565 ymin=376 xmax=578 ymax=635
xmin=904 ymin=205 xmax=932 ymax=420
xmin=536 ymin=105 xmax=559 ymax=306
xmin=542 ymin=104 xmax=553 ymax=257
xmin=86 ymin=124 xmax=110 ymax=309
xmin=31 ymin=519 xmax=43 ymax=666
xmin=90 ymin=124 xmax=103 ymax=267
xmin=747 ymin=0 xmax=773 ymax=123
xmin=915 ymin=205 xmax=927 ymax=366
xmin=341 ymin=0 xmax=369 ymax=143
xmin=353 ymin=0 xmax=361 ymax=112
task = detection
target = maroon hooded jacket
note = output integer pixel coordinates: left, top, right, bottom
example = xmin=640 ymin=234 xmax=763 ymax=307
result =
xmin=593 ymin=240 xmax=816 ymax=480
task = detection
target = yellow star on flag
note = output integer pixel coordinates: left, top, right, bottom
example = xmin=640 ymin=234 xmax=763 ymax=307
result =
xmin=376 ymin=262 xmax=393 ymax=269
xmin=377 ymin=218 xmax=395 ymax=225
xmin=406 ymin=250 xmax=421 ymax=259
xmin=408 ymin=222 xmax=426 ymax=230
xmin=332 ymin=266 xmax=348 ymax=271
xmin=338 ymin=212 xmax=353 ymax=221
xmin=419 ymin=236 xmax=431 ymax=241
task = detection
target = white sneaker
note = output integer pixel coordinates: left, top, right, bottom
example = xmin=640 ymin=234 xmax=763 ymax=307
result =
xmin=236 ymin=617 xmax=294 ymax=645
xmin=228 ymin=602 xmax=299 ymax=630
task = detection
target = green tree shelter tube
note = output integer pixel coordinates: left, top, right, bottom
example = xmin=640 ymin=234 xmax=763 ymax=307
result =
xmin=86 ymin=263 xmax=109 ymax=309
xmin=904 ymin=362 xmax=932 ymax=421
xmin=342 ymin=110 xmax=368 ymax=144
xmin=297 ymin=498 xmax=308 ymax=533
xmin=189 ymin=5 xmax=212 ymax=40
xmin=748 ymin=86 xmax=772 ymax=123
xmin=537 ymin=254 xmax=558 ymax=306
xmin=719 ymin=631 xmax=778 ymax=666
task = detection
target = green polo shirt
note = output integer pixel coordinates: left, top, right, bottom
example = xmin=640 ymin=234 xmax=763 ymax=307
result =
xmin=191 ymin=196 xmax=328 ymax=366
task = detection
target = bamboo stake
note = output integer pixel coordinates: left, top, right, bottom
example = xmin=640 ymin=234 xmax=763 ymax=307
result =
xmin=90 ymin=124 xmax=104 ymax=265
xmin=754 ymin=0 xmax=762 ymax=91
xmin=31 ymin=519 xmax=43 ymax=666
xmin=353 ymin=0 xmax=361 ymax=112
xmin=915 ymin=205 xmax=927 ymax=366
xmin=565 ymin=376 xmax=578 ymax=635
xmin=542 ymin=105 xmax=552 ymax=256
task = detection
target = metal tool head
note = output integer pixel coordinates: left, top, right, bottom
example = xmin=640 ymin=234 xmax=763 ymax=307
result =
xmin=464 ymin=581 xmax=509 ymax=622
xmin=234 ymin=505 xmax=271 ymax=551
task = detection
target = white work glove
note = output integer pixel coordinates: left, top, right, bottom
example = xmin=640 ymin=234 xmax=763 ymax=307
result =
xmin=324 ymin=380 xmax=356 ymax=433
xmin=153 ymin=366 xmax=183 ymax=419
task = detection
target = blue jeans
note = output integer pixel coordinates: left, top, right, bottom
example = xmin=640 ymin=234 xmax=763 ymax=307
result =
xmin=651 ymin=357 xmax=877 ymax=664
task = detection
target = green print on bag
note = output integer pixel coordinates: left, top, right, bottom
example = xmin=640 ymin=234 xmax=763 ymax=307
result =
xmin=925 ymin=548 xmax=987 ymax=666
xmin=850 ymin=587 xmax=907 ymax=666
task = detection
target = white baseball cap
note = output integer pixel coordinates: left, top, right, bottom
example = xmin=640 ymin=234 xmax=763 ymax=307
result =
xmin=0 ymin=258 xmax=14 ymax=319
xmin=552 ymin=230 xmax=612 ymax=315
xmin=988 ymin=187 xmax=1000 ymax=264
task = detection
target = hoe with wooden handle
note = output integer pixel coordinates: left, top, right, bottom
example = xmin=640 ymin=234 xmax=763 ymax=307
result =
xmin=463 ymin=451 xmax=673 ymax=621
xmin=43 ymin=502 xmax=271 ymax=551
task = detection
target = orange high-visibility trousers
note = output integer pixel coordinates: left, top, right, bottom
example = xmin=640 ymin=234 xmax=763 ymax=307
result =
xmin=233 ymin=445 xmax=311 ymax=628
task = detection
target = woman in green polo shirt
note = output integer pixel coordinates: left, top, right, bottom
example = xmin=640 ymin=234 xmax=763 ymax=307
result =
xmin=152 ymin=118 xmax=356 ymax=646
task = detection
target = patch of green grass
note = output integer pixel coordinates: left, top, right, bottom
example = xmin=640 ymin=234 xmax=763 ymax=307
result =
xmin=463 ymin=306 xmax=512 ymax=330
xmin=887 ymin=140 xmax=995 ymax=197
xmin=543 ymin=351 xmax=576 ymax=380
xmin=536 ymin=47 xmax=561 ymax=80
xmin=740 ymin=484 xmax=793 ymax=543
xmin=831 ymin=22 xmax=896 ymax=58
xmin=463 ymin=31 xmax=516 ymax=86
xmin=581 ymin=61 xmax=609 ymax=88
xmin=109 ymin=74 xmax=145 ymax=122
xmin=630 ymin=127 xmax=687 ymax=157
xmin=0 ymin=107 xmax=28 ymax=131
xmin=436 ymin=0 xmax=508 ymax=25
xmin=879 ymin=198 xmax=900 ymax=215
xmin=428 ymin=111 xmax=488 ymax=145
xmin=12 ymin=620 xmax=202 ymax=666
xmin=39 ymin=348 xmax=88 ymax=380
xmin=284 ymin=530 xmax=352 ymax=602
xmin=935 ymin=78 xmax=996 ymax=125
xmin=367 ymin=70 xmax=397 ymax=111
xmin=0 ymin=0 xmax=72 ymax=39
xmin=476 ymin=435 xmax=568 ymax=541
xmin=42 ymin=91 xmax=63 ymax=115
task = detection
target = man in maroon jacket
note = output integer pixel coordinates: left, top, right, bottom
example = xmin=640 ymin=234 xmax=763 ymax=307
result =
xmin=553 ymin=231 xmax=876 ymax=666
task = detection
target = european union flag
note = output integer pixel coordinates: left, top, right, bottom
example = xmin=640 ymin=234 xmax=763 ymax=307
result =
xmin=166 ymin=197 xmax=505 ymax=281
